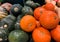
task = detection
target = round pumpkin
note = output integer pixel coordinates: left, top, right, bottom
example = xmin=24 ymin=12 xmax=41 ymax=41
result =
xmin=34 ymin=7 xmax=46 ymax=20
xmin=0 ymin=29 xmax=8 ymax=42
xmin=10 ymin=4 xmax=22 ymax=17
xmin=44 ymin=3 xmax=55 ymax=11
xmin=25 ymin=0 xmax=40 ymax=9
xmin=8 ymin=30 xmax=29 ymax=42
xmin=0 ymin=7 xmax=8 ymax=14
xmin=1 ymin=3 xmax=12 ymax=11
xmin=39 ymin=11 xmax=59 ymax=29
xmin=51 ymin=25 xmax=60 ymax=42
xmin=0 ymin=12 xmax=8 ymax=20
xmin=0 ymin=15 xmax=16 ymax=32
xmin=15 ymin=15 xmax=23 ymax=30
xmin=20 ymin=15 xmax=36 ymax=32
xmin=32 ymin=27 xmax=51 ymax=42
xmin=22 ymin=6 xmax=33 ymax=16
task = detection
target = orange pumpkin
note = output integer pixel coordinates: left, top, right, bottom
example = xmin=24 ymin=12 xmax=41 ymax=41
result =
xmin=44 ymin=3 xmax=55 ymax=11
xmin=20 ymin=15 xmax=36 ymax=32
xmin=39 ymin=11 xmax=59 ymax=29
xmin=34 ymin=7 xmax=46 ymax=20
xmin=51 ymin=25 xmax=60 ymax=42
xmin=32 ymin=27 xmax=51 ymax=42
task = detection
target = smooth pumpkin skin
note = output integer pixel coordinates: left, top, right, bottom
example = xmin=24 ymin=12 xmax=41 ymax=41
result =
xmin=8 ymin=30 xmax=29 ymax=42
xmin=32 ymin=27 xmax=51 ymax=42
xmin=44 ymin=3 xmax=55 ymax=11
xmin=20 ymin=15 xmax=36 ymax=32
xmin=39 ymin=11 xmax=59 ymax=29
xmin=51 ymin=25 xmax=60 ymax=42
xmin=34 ymin=7 xmax=46 ymax=20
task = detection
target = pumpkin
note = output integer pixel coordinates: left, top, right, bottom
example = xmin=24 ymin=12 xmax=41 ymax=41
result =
xmin=8 ymin=30 xmax=29 ymax=42
xmin=25 ymin=0 xmax=40 ymax=9
xmin=34 ymin=7 xmax=46 ymax=20
xmin=0 ymin=7 xmax=8 ymax=14
xmin=39 ymin=11 xmax=59 ymax=29
xmin=20 ymin=15 xmax=36 ymax=32
xmin=0 ymin=29 xmax=8 ymax=42
xmin=15 ymin=15 xmax=24 ymax=30
xmin=44 ymin=3 xmax=55 ymax=11
xmin=0 ymin=12 xmax=8 ymax=20
xmin=0 ymin=15 xmax=16 ymax=32
xmin=51 ymin=25 xmax=60 ymax=42
xmin=22 ymin=6 xmax=33 ymax=15
xmin=1 ymin=3 xmax=12 ymax=11
xmin=0 ymin=7 xmax=8 ymax=20
xmin=10 ymin=4 xmax=22 ymax=17
xmin=32 ymin=27 xmax=51 ymax=42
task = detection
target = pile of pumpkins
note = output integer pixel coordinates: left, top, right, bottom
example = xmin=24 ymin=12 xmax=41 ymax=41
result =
xmin=0 ymin=0 xmax=60 ymax=42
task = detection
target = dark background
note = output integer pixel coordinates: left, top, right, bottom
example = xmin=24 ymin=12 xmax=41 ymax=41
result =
xmin=2 ymin=0 xmax=45 ymax=6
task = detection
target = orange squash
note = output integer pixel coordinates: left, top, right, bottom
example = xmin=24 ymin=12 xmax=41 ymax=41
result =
xmin=34 ymin=7 xmax=46 ymax=20
xmin=39 ymin=11 xmax=59 ymax=29
xmin=20 ymin=15 xmax=36 ymax=32
xmin=32 ymin=27 xmax=51 ymax=42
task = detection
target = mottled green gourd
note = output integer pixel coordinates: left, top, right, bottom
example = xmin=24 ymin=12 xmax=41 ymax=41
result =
xmin=25 ymin=0 xmax=40 ymax=9
xmin=22 ymin=6 xmax=33 ymax=15
xmin=0 ymin=29 xmax=8 ymax=42
xmin=0 ymin=15 xmax=16 ymax=32
xmin=10 ymin=4 xmax=23 ymax=17
xmin=8 ymin=30 xmax=29 ymax=42
xmin=15 ymin=15 xmax=24 ymax=30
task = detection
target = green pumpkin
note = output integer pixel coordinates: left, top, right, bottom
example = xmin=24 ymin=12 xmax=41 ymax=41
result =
xmin=8 ymin=30 xmax=29 ymax=42
xmin=22 ymin=6 xmax=33 ymax=15
xmin=0 ymin=29 xmax=8 ymax=42
xmin=15 ymin=15 xmax=24 ymax=30
xmin=10 ymin=4 xmax=23 ymax=17
xmin=0 ymin=15 xmax=16 ymax=32
xmin=25 ymin=0 xmax=40 ymax=9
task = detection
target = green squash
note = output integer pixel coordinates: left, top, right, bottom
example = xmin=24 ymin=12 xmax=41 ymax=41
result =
xmin=0 ymin=15 xmax=16 ymax=32
xmin=15 ymin=15 xmax=24 ymax=30
xmin=10 ymin=4 xmax=23 ymax=17
xmin=22 ymin=6 xmax=33 ymax=15
xmin=0 ymin=29 xmax=8 ymax=42
xmin=8 ymin=30 xmax=29 ymax=42
xmin=25 ymin=0 xmax=40 ymax=9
